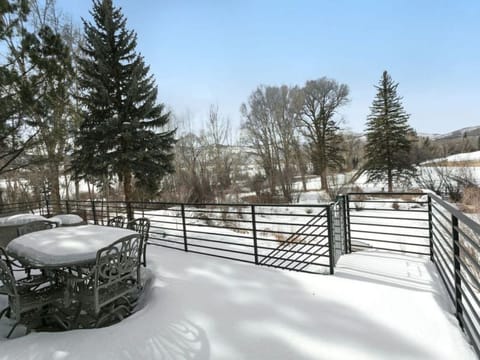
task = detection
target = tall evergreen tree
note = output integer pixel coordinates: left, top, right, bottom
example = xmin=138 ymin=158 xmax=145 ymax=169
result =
xmin=73 ymin=0 xmax=175 ymax=218
xmin=364 ymin=71 xmax=415 ymax=192
xmin=0 ymin=0 xmax=34 ymax=176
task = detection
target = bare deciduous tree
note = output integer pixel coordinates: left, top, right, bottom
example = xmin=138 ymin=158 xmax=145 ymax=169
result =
xmin=241 ymin=85 xmax=303 ymax=202
xmin=300 ymin=78 xmax=349 ymax=191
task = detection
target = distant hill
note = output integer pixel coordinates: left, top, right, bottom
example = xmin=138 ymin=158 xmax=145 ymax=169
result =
xmin=419 ymin=126 xmax=480 ymax=141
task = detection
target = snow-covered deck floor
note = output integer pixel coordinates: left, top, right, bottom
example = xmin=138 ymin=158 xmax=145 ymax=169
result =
xmin=0 ymin=247 xmax=476 ymax=360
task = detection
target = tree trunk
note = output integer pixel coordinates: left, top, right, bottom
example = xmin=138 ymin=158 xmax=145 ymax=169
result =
xmin=49 ymin=161 xmax=61 ymax=214
xmin=123 ymin=170 xmax=134 ymax=221
xmin=388 ymin=169 xmax=393 ymax=192
xmin=321 ymin=169 xmax=329 ymax=192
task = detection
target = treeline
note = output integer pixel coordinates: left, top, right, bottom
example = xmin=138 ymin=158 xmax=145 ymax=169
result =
xmin=1 ymin=1 xmax=477 ymax=206
xmin=0 ymin=0 xmax=176 ymax=213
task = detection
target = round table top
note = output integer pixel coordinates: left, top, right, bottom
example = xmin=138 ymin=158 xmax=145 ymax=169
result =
xmin=6 ymin=224 xmax=138 ymax=268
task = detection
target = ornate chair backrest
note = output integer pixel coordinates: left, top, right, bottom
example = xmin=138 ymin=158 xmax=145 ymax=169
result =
xmin=93 ymin=234 xmax=141 ymax=314
xmin=0 ymin=259 xmax=20 ymax=320
xmin=0 ymin=258 xmax=16 ymax=296
xmin=127 ymin=218 xmax=150 ymax=241
xmin=107 ymin=216 xmax=125 ymax=228
xmin=16 ymin=220 xmax=56 ymax=237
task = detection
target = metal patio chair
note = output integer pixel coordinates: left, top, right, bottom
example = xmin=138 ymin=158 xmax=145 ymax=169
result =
xmin=0 ymin=248 xmax=51 ymax=296
xmin=74 ymin=233 xmax=142 ymax=328
xmin=0 ymin=259 xmax=64 ymax=338
xmin=126 ymin=217 xmax=150 ymax=266
xmin=107 ymin=216 xmax=125 ymax=228
xmin=16 ymin=220 xmax=57 ymax=237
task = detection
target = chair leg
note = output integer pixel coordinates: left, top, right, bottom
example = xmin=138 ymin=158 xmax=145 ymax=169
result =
xmin=142 ymin=242 xmax=147 ymax=267
xmin=0 ymin=307 xmax=9 ymax=320
xmin=6 ymin=322 xmax=19 ymax=338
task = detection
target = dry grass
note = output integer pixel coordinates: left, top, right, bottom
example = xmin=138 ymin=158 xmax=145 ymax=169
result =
xmin=461 ymin=186 xmax=480 ymax=213
xmin=426 ymin=160 xmax=480 ymax=167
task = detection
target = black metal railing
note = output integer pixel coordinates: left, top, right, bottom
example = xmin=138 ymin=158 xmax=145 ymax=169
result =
xmin=27 ymin=200 xmax=336 ymax=275
xmin=429 ymin=193 xmax=480 ymax=356
xmin=345 ymin=191 xmax=479 ymax=356
xmin=346 ymin=192 xmax=431 ymax=256
xmin=2 ymin=192 xmax=479 ymax=356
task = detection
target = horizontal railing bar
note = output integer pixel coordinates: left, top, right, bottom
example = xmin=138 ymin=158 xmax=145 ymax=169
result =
xmin=431 ymin=225 xmax=454 ymax=252
xmin=459 ymin=272 xmax=480 ymax=310
xmin=149 ymin=238 xmax=185 ymax=247
xmin=433 ymin=255 xmax=455 ymax=304
xmin=456 ymin=226 xmax=480 ymax=254
xmin=431 ymin=204 xmax=452 ymax=224
xmin=352 ymin=244 xmax=430 ymax=256
xmin=260 ymin=251 xmax=330 ymax=264
xmin=349 ymin=214 xmax=430 ymax=222
xmin=431 ymin=212 xmax=453 ymax=237
xmin=183 ymin=234 xmax=254 ymax=247
xmin=256 ymin=234 xmax=328 ymax=245
xmin=432 ymin=246 xmax=455 ymax=281
xmin=430 ymin=192 xmax=480 ymax=234
xmin=459 ymin=312 xmax=480 ymax=355
xmin=261 ymin=261 xmax=330 ymax=272
xmin=351 ymin=228 xmax=430 ymax=239
xmin=350 ymin=221 xmax=429 ymax=231
xmin=348 ymin=200 xmax=428 ymax=205
xmin=254 ymin=219 xmax=327 ymax=227
xmin=292 ymin=248 xmax=331 ymax=271
xmin=184 ymin=221 xmax=253 ymax=233
xmin=458 ymin=241 xmax=480 ymax=274
xmin=186 ymin=242 xmax=254 ymax=257
xmin=350 ymin=235 xmax=430 ymax=247
xmin=256 ymin=245 xmax=329 ymax=257
xmin=350 ymin=208 xmax=428 ymax=213
xmin=347 ymin=192 xmax=426 ymax=196
xmin=432 ymin=234 xmax=454 ymax=265
xmin=149 ymin=243 xmax=186 ymax=251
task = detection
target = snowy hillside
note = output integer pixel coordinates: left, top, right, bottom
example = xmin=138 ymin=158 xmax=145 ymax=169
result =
xmin=422 ymin=150 xmax=480 ymax=164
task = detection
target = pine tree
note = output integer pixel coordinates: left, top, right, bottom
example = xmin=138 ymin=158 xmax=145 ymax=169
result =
xmin=364 ymin=71 xmax=415 ymax=192
xmin=73 ymin=0 xmax=175 ymax=217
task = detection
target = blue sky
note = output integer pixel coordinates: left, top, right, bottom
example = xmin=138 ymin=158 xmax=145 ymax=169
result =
xmin=56 ymin=0 xmax=479 ymax=135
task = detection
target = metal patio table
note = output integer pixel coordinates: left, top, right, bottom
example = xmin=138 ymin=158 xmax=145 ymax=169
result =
xmin=5 ymin=225 xmax=140 ymax=329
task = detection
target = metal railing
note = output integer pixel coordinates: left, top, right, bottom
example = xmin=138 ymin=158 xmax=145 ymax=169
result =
xmin=429 ymin=193 xmax=480 ymax=356
xmin=346 ymin=192 xmax=431 ymax=256
xmin=2 ymin=193 xmax=479 ymax=356
xmin=29 ymin=200 xmax=336 ymax=275
xmin=345 ymin=192 xmax=479 ymax=356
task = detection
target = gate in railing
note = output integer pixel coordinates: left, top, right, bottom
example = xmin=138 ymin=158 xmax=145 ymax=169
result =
xmin=258 ymin=206 xmax=332 ymax=273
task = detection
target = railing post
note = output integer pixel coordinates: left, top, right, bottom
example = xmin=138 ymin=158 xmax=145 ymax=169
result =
xmin=45 ymin=197 xmax=51 ymax=217
xmin=251 ymin=205 xmax=258 ymax=265
xmin=181 ymin=204 xmax=188 ymax=252
xmin=345 ymin=194 xmax=352 ymax=254
xmin=338 ymin=194 xmax=348 ymax=255
xmin=66 ymin=200 xmax=71 ymax=214
xmin=428 ymin=195 xmax=434 ymax=262
xmin=327 ymin=205 xmax=335 ymax=275
xmin=91 ymin=200 xmax=98 ymax=225
xmin=452 ymin=214 xmax=464 ymax=329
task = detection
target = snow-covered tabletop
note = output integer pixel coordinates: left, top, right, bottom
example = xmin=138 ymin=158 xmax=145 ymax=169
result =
xmin=49 ymin=214 xmax=85 ymax=226
xmin=6 ymin=225 xmax=137 ymax=268
xmin=0 ymin=213 xmax=47 ymax=226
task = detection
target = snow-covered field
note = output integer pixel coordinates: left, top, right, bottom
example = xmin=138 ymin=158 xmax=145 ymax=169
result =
xmin=424 ymin=150 xmax=480 ymax=164
xmin=0 ymin=246 xmax=475 ymax=360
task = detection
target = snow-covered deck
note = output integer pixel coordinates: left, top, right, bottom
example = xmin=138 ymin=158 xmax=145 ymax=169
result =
xmin=0 ymin=246 xmax=476 ymax=359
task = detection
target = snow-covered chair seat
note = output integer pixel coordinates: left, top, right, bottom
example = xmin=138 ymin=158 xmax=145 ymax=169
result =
xmin=49 ymin=214 xmax=86 ymax=227
xmin=0 ymin=214 xmax=49 ymax=248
